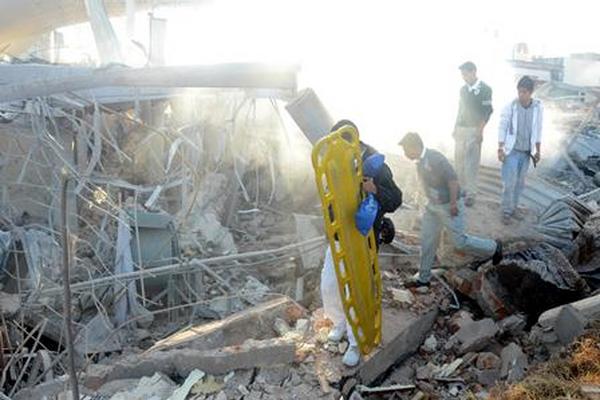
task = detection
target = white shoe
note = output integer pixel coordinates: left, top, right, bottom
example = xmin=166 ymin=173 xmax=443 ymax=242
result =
xmin=342 ymin=345 xmax=360 ymax=367
xmin=327 ymin=324 xmax=346 ymax=342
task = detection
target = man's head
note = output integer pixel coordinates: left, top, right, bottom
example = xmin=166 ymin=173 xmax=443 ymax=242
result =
xmin=517 ymin=76 xmax=535 ymax=107
xmin=331 ymin=119 xmax=358 ymax=134
xmin=459 ymin=61 xmax=478 ymax=85
xmin=398 ymin=132 xmax=424 ymax=160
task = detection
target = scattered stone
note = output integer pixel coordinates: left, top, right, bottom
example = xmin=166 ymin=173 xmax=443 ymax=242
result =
xmin=448 ymin=310 xmax=474 ymax=333
xmin=215 ymin=391 xmax=227 ymax=400
xmin=0 ymin=291 xmax=21 ymax=315
xmin=498 ymin=314 xmax=527 ymax=336
xmin=580 ymin=384 xmax=600 ymax=400
xmin=349 ymin=392 xmax=365 ymax=400
xmin=449 ymin=384 xmax=460 ymax=397
xmin=416 ymin=363 xmax=435 ymax=381
xmin=294 ymin=319 xmax=310 ymax=336
xmin=500 ymin=343 xmax=528 ymax=383
xmin=554 ymin=305 xmax=587 ymax=345
xmin=109 ymin=372 xmax=176 ymax=400
xmin=416 ymin=286 xmax=429 ymax=294
xmin=388 ymin=364 xmax=415 ymax=384
xmin=410 ymin=391 xmax=426 ymax=400
xmin=462 ymin=352 xmax=479 ymax=367
xmin=190 ymin=375 xmax=223 ymax=395
xmin=274 ymin=318 xmax=292 ymax=336
xmin=448 ymin=318 xmax=499 ymax=354
xmin=434 ymin=359 xmax=463 ymax=378
xmin=391 ymin=288 xmax=415 ymax=305
xmin=96 ymin=379 xmax=142 ymax=397
xmin=476 ymin=352 xmax=501 ymax=370
xmin=421 ymin=335 xmax=438 ymax=353
xmin=475 ymin=368 xmax=501 ymax=387
xmin=134 ymin=329 xmax=151 ymax=341
xmin=338 ymin=341 xmax=349 ymax=354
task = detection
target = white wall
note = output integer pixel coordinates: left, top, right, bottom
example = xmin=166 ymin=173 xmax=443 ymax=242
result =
xmin=564 ymin=57 xmax=600 ymax=87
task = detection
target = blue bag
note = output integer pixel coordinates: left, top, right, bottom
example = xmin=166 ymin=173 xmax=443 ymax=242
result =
xmin=355 ymin=193 xmax=380 ymax=236
xmin=363 ymin=153 xmax=385 ymax=177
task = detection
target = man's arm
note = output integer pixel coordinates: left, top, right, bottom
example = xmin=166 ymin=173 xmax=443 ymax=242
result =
xmin=479 ymin=85 xmax=494 ymax=136
xmin=534 ymin=102 xmax=543 ymax=162
xmin=372 ymin=165 xmax=403 ymax=213
xmin=497 ymin=102 xmax=511 ymax=162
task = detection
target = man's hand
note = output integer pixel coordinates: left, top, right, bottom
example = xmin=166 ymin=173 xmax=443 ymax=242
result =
xmin=362 ymin=177 xmax=377 ymax=194
xmin=497 ymin=148 xmax=505 ymax=162
xmin=533 ymin=152 xmax=541 ymax=163
xmin=450 ymin=202 xmax=459 ymax=217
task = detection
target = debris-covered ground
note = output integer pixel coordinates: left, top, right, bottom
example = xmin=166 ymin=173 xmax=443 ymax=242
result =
xmin=2 ymin=6 xmax=600 ymax=399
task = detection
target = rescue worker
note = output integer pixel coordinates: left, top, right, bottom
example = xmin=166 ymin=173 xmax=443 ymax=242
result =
xmin=498 ymin=76 xmax=543 ymax=225
xmin=321 ymin=120 xmax=402 ymax=367
xmin=398 ymin=132 xmax=503 ymax=288
xmin=454 ymin=61 xmax=493 ymax=207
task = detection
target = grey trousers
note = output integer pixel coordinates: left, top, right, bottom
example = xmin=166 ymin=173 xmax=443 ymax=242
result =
xmin=419 ymin=200 xmax=497 ymax=283
xmin=454 ymin=126 xmax=481 ymax=198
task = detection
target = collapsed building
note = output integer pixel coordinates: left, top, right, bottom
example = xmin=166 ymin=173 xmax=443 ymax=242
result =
xmin=1 ymin=2 xmax=600 ymax=400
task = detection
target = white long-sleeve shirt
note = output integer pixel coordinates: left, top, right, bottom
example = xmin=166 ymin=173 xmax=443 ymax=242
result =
xmin=498 ymin=98 xmax=543 ymax=155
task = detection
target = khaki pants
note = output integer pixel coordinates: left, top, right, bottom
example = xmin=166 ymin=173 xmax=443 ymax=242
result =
xmin=454 ymin=126 xmax=481 ymax=198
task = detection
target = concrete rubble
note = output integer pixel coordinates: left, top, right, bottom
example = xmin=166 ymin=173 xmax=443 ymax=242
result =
xmin=0 ymin=4 xmax=599 ymax=400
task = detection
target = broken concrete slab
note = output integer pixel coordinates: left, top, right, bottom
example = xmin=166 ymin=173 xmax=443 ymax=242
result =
xmin=475 ymin=368 xmax=501 ymax=387
xmin=476 ymin=352 xmax=501 ymax=370
xmin=500 ymin=343 xmax=528 ymax=383
xmin=448 ymin=310 xmax=474 ymax=334
xmin=13 ymin=375 xmax=70 ymax=400
xmin=554 ymin=304 xmax=587 ymax=345
xmin=581 ymin=384 xmax=600 ymax=400
xmin=498 ymin=314 xmax=527 ymax=336
xmin=74 ymin=312 xmax=123 ymax=354
xmin=109 ymin=372 xmax=176 ymax=400
xmin=421 ymin=335 xmax=438 ymax=354
xmin=390 ymin=288 xmax=415 ymax=305
xmin=353 ymin=308 xmax=438 ymax=384
xmin=448 ymin=318 xmax=499 ymax=355
xmin=87 ymin=338 xmax=296 ymax=386
xmin=0 ymin=291 xmax=21 ymax=315
xmin=151 ymin=296 xmax=306 ymax=352
xmin=447 ymin=244 xmax=589 ymax=320
xmin=537 ymin=293 xmax=600 ymax=329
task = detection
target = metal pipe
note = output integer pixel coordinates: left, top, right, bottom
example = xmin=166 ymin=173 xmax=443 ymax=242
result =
xmin=0 ymin=64 xmax=298 ymax=103
xmin=61 ymin=176 xmax=80 ymax=400
xmin=37 ymin=236 xmax=326 ymax=297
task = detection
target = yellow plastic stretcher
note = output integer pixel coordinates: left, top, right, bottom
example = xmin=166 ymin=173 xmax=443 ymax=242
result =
xmin=312 ymin=125 xmax=382 ymax=355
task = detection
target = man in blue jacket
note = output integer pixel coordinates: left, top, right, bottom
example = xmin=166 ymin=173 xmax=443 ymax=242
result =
xmin=320 ymin=120 xmax=402 ymax=367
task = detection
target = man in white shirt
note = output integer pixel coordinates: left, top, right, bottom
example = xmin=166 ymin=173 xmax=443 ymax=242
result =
xmin=497 ymin=76 xmax=543 ymax=225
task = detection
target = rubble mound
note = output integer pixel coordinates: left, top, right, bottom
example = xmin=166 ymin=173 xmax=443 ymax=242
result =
xmin=483 ymin=243 xmax=589 ymax=321
xmin=490 ymin=322 xmax=600 ymax=400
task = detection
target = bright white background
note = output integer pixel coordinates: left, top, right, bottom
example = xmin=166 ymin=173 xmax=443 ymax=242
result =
xmin=60 ymin=0 xmax=600 ymax=157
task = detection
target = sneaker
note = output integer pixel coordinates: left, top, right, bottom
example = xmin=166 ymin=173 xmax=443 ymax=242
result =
xmin=465 ymin=196 xmax=475 ymax=207
xmin=502 ymin=214 xmax=512 ymax=225
xmin=327 ymin=324 xmax=346 ymax=343
xmin=404 ymin=279 xmax=431 ymax=289
xmin=492 ymin=240 xmax=503 ymax=265
xmin=342 ymin=345 xmax=360 ymax=367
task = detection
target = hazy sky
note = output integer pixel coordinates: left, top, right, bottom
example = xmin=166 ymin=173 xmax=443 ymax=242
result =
xmin=61 ymin=0 xmax=600 ymax=153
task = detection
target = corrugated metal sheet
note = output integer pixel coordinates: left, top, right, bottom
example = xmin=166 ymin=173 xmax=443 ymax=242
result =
xmin=478 ymin=165 xmax=567 ymax=214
